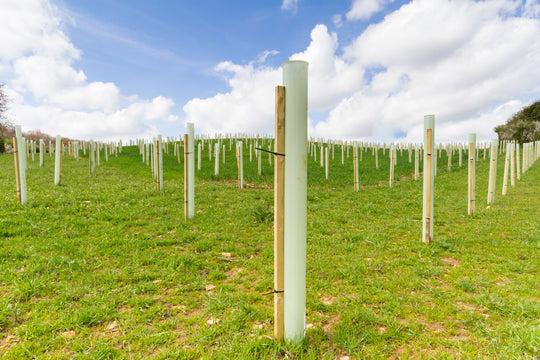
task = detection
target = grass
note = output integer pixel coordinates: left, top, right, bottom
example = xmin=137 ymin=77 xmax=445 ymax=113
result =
xmin=0 ymin=140 xmax=538 ymax=359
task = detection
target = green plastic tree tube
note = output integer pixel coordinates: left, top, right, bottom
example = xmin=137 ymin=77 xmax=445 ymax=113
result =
xmin=468 ymin=134 xmax=476 ymax=215
xmin=187 ymin=123 xmax=195 ymax=218
xmin=15 ymin=126 xmax=27 ymax=204
xmin=54 ymin=135 xmax=61 ymax=185
xmin=39 ymin=139 xmax=44 ymax=167
xmin=158 ymin=135 xmax=163 ymax=192
xmin=487 ymin=139 xmax=498 ymax=204
xmin=422 ymin=115 xmax=435 ymax=244
xmin=282 ymin=60 xmax=308 ymax=343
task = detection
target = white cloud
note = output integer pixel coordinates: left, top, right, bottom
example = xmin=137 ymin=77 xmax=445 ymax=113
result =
xmin=346 ymin=0 xmax=386 ymax=21
xmin=256 ymin=50 xmax=279 ymax=64
xmin=343 ymin=0 xmax=520 ymax=68
xmin=0 ymin=0 xmax=79 ymax=62
xmin=49 ymin=82 xmax=120 ymax=112
xmin=281 ymin=0 xmax=299 ymax=13
xmin=3 ymin=0 xmax=539 ymax=144
xmin=9 ymin=95 xmax=176 ymax=140
xmin=290 ymin=25 xmax=364 ymax=112
xmin=313 ymin=0 xmax=540 ymax=142
xmin=183 ymin=24 xmax=365 ymax=135
xmin=13 ymin=55 xmax=86 ymax=98
xmin=315 ymin=0 xmax=540 ymax=141
xmin=523 ymin=0 xmax=540 ymax=18
xmin=123 ymin=96 xmax=178 ymax=122
xmin=183 ymin=61 xmax=281 ymax=135
xmin=180 ymin=0 xmax=540 ymax=143
xmin=0 ymin=0 xmax=179 ymax=140
xmin=332 ymin=14 xmax=343 ymax=28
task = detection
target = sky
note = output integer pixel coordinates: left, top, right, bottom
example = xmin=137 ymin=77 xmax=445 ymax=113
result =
xmin=1 ymin=0 xmax=539 ymax=143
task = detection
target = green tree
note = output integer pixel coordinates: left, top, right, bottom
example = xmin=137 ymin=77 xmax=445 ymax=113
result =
xmin=0 ymin=83 xmax=14 ymax=139
xmin=495 ymin=100 xmax=540 ymax=144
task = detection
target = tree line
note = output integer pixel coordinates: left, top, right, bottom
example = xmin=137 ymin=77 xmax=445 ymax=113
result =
xmin=0 ymin=84 xmax=77 ymax=153
xmin=495 ymin=100 xmax=540 ymax=144
xmin=2 ymin=83 xmax=539 ymax=152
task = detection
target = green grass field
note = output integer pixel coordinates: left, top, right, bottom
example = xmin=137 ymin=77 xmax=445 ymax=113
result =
xmin=0 ymin=141 xmax=538 ymax=359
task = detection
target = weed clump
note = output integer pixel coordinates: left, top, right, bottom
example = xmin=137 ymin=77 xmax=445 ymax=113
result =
xmin=252 ymin=203 xmax=273 ymax=223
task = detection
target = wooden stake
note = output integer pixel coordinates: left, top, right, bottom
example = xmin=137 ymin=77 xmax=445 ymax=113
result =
xmin=274 ymin=85 xmax=285 ymax=340
xmin=59 ymin=142 xmax=63 ymax=185
xmin=257 ymin=145 xmax=261 ymax=175
xmin=39 ymin=139 xmax=44 ymax=167
xmin=502 ymin=143 xmax=510 ymax=196
xmin=89 ymin=142 xmax=92 ymax=174
xmin=389 ymin=145 xmax=394 ymax=187
xmin=184 ymin=134 xmax=189 ymax=218
xmin=353 ymin=144 xmax=359 ymax=192
xmin=516 ymin=143 xmax=521 ymax=180
xmin=414 ymin=146 xmax=419 ymax=181
xmin=447 ymin=146 xmax=452 ymax=171
xmin=425 ymin=129 xmax=432 ymax=244
xmin=13 ymin=137 xmax=21 ymax=204
xmin=155 ymin=140 xmax=160 ymax=190
xmin=198 ymin=142 xmax=202 ymax=170
xmin=215 ymin=144 xmax=220 ymax=175
xmin=468 ymin=134 xmax=476 ymax=215
xmin=510 ymin=142 xmax=515 ymax=187
xmin=236 ymin=142 xmax=243 ymax=189
xmin=487 ymin=140 xmax=498 ymax=204
xmin=96 ymin=142 xmax=100 ymax=167
xmin=325 ymin=147 xmax=329 ymax=179
xmin=158 ymin=136 xmax=164 ymax=192
xmin=423 ymin=115 xmax=435 ymax=245
xmin=54 ymin=135 xmax=62 ymax=185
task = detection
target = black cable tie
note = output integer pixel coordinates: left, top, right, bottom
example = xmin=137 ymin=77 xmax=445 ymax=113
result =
xmin=255 ymin=147 xmax=285 ymax=157
xmin=262 ymin=289 xmax=284 ymax=296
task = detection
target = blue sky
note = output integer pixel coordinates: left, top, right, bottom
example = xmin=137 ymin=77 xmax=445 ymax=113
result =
xmin=62 ymin=0 xmax=406 ymax=105
xmin=1 ymin=0 xmax=539 ymax=142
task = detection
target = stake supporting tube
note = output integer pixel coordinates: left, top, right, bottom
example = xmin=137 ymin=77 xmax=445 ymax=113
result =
xmin=158 ymin=135 xmax=164 ymax=192
xmin=13 ymin=137 xmax=22 ymax=204
xmin=274 ymin=85 xmax=285 ymax=340
xmin=184 ymin=134 xmax=189 ymax=219
xmin=422 ymin=116 xmax=435 ymax=244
